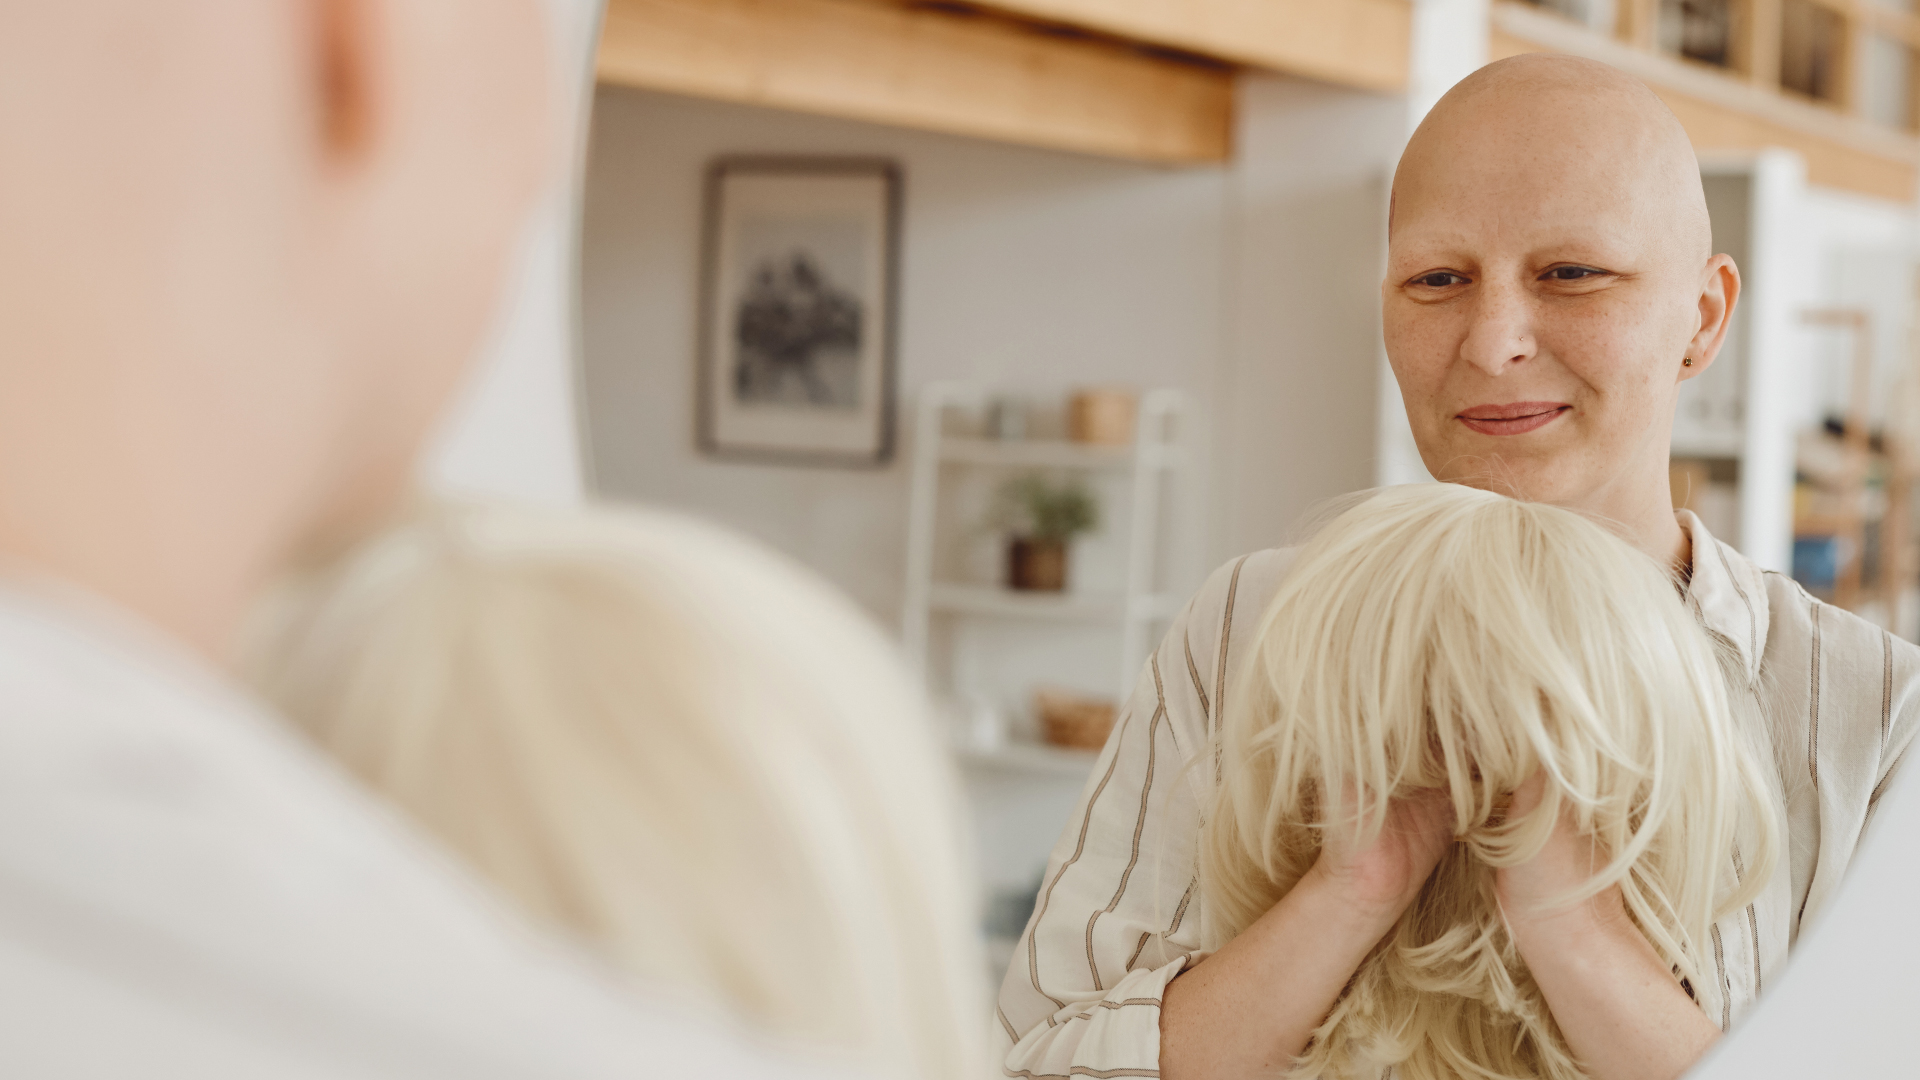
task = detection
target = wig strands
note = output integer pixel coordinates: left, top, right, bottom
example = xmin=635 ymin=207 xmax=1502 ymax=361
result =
xmin=245 ymin=502 xmax=985 ymax=1080
xmin=1198 ymin=485 xmax=1782 ymax=1080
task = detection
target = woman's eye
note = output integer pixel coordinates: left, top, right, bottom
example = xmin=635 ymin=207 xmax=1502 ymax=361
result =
xmin=1545 ymin=265 xmax=1604 ymax=281
xmin=1412 ymin=272 xmax=1465 ymax=288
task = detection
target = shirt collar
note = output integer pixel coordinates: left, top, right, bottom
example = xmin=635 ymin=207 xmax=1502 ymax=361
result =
xmin=1677 ymin=509 xmax=1770 ymax=685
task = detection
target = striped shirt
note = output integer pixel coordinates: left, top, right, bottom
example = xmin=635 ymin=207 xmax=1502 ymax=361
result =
xmin=994 ymin=511 xmax=1920 ymax=1078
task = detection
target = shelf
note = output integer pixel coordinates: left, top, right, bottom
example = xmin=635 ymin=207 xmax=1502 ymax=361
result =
xmin=903 ymin=384 xmax=1189 ymax=706
xmin=939 ymin=436 xmax=1178 ymax=471
xmin=956 ymin=740 xmax=1100 ymax=778
xmin=1796 ymin=513 xmax=1866 ymax=537
xmin=928 ymin=582 xmax=1177 ymax=621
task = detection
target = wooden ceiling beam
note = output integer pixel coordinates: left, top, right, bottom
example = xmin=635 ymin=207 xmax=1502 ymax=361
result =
xmin=963 ymin=0 xmax=1412 ymax=92
xmin=595 ymin=0 xmax=1234 ymax=164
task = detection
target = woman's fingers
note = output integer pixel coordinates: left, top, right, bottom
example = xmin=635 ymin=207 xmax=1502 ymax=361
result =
xmin=1311 ymin=782 xmax=1457 ymax=916
xmin=1494 ymin=771 xmax=1620 ymax=926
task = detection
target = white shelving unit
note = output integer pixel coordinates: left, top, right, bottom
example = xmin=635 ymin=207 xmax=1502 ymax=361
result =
xmin=954 ymin=741 xmax=1100 ymax=779
xmin=901 ymin=383 xmax=1186 ymax=716
xmin=903 ymin=383 xmax=1189 ymax=978
xmin=926 ymin=581 xmax=1181 ymax=622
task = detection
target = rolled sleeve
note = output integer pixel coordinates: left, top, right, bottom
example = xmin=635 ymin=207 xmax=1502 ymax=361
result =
xmin=1000 ymin=955 xmax=1200 ymax=1078
xmin=994 ymin=551 xmax=1289 ymax=1078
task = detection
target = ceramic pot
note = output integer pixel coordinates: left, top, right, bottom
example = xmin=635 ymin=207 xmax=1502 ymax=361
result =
xmin=1009 ymin=536 xmax=1067 ymax=591
xmin=1068 ymin=388 xmax=1137 ymax=445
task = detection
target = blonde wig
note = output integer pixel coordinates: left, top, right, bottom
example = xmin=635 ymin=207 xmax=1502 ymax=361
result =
xmin=1198 ymin=484 xmax=1781 ymax=1080
xmin=244 ymin=501 xmax=984 ymax=1080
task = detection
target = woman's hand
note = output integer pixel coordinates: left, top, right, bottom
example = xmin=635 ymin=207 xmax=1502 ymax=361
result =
xmin=1308 ymin=780 xmax=1457 ymax=917
xmin=1493 ymin=770 xmax=1613 ymax=924
xmin=1161 ymin=785 xmax=1454 ymax=1079
xmin=1494 ymin=772 xmax=1720 ymax=1080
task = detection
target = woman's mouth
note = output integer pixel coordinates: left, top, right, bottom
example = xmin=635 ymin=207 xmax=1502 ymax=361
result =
xmin=1455 ymin=402 xmax=1570 ymax=436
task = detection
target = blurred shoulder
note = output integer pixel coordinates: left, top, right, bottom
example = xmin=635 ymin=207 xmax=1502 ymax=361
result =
xmin=1757 ymin=567 xmax=1920 ymax=668
xmin=1172 ymin=546 xmax=1299 ymax=687
xmin=1754 ymin=568 xmax=1920 ymax=769
xmin=1182 ymin=547 xmax=1297 ymax=633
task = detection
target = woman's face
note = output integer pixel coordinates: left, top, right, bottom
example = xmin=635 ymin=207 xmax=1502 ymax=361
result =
xmin=1380 ymin=79 xmax=1735 ymax=522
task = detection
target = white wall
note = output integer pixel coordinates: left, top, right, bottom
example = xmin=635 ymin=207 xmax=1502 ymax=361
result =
xmin=1216 ymin=75 xmax=1409 ymax=555
xmin=579 ymin=86 xmax=1234 ymax=621
xmin=420 ymin=0 xmax=604 ymax=506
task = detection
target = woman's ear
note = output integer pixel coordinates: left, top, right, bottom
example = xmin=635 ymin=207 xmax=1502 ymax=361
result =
xmin=1681 ymin=254 xmax=1741 ymax=382
xmin=314 ymin=0 xmax=382 ymax=160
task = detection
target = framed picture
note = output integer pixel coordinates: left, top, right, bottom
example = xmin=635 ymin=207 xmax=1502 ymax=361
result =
xmin=696 ymin=157 xmax=902 ymax=467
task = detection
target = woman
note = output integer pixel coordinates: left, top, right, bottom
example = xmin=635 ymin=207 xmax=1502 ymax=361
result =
xmin=245 ymin=501 xmax=984 ymax=1080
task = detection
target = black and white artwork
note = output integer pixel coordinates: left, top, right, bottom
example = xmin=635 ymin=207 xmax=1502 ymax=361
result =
xmin=697 ymin=158 xmax=900 ymax=466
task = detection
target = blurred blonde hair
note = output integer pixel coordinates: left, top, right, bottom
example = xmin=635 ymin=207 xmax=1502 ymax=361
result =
xmin=245 ymin=501 xmax=983 ymax=1080
xmin=1198 ymin=484 xmax=1781 ymax=1080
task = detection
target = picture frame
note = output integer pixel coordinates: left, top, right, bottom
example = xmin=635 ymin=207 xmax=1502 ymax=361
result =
xmin=695 ymin=156 xmax=903 ymax=467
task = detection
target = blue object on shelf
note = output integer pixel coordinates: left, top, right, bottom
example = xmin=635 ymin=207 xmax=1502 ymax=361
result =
xmin=1794 ymin=536 xmax=1843 ymax=590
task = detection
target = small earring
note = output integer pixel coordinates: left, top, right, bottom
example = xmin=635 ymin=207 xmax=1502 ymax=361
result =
xmin=1683 ymin=356 xmax=1694 ymax=367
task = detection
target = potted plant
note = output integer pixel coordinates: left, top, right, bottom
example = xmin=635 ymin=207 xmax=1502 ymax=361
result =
xmin=995 ymin=474 xmax=1099 ymax=591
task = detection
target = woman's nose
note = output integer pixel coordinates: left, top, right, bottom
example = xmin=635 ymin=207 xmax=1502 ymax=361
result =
xmin=1457 ymin=279 xmax=1537 ymax=377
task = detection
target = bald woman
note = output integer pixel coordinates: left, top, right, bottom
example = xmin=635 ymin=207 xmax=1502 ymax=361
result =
xmin=995 ymin=55 xmax=1920 ymax=1080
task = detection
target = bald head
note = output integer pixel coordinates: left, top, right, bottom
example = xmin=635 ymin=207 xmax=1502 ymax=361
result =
xmin=1380 ymin=53 xmax=1741 ymax=564
xmin=1394 ymin=54 xmax=1710 ymax=263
